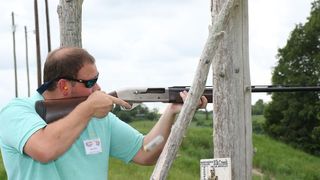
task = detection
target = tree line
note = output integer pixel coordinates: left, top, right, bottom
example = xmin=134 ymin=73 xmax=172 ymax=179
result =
xmin=263 ymin=0 xmax=320 ymax=156
xmin=112 ymin=104 xmax=159 ymax=122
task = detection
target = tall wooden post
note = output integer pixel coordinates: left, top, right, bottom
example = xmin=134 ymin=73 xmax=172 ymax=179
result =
xmin=25 ymin=26 xmax=31 ymax=97
xmin=45 ymin=0 xmax=52 ymax=52
xmin=212 ymin=0 xmax=252 ymax=179
xmin=11 ymin=12 xmax=18 ymax=97
xmin=34 ymin=0 xmax=42 ymax=87
xmin=57 ymin=0 xmax=83 ymax=47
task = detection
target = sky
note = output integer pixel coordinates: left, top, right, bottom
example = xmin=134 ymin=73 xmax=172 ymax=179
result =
xmin=0 ymin=0 xmax=314 ymax=111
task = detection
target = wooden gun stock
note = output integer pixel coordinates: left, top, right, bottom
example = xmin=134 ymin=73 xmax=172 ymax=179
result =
xmin=35 ymin=97 xmax=87 ymax=124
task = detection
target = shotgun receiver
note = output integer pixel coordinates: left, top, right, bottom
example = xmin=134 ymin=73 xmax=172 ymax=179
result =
xmin=35 ymin=86 xmax=213 ymax=124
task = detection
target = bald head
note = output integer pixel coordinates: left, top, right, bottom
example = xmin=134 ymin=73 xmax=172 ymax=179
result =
xmin=43 ymin=47 xmax=96 ymax=91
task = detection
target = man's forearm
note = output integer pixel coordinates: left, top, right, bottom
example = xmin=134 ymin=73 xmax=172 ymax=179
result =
xmin=24 ymin=101 xmax=92 ymax=163
xmin=132 ymin=105 xmax=177 ymax=165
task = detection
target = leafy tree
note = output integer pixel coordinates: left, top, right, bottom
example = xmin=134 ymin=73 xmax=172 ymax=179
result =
xmin=264 ymin=0 xmax=320 ymax=155
xmin=112 ymin=104 xmax=159 ymax=123
xmin=252 ymin=99 xmax=266 ymax=115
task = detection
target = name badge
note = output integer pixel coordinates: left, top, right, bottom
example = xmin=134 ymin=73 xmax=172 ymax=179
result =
xmin=83 ymin=138 xmax=102 ymax=155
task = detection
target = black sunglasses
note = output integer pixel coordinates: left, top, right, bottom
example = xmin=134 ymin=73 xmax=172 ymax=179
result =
xmin=37 ymin=74 xmax=99 ymax=94
xmin=63 ymin=74 xmax=99 ymax=88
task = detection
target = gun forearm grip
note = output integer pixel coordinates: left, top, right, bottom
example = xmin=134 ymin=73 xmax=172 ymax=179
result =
xmin=35 ymin=97 xmax=87 ymax=124
xmin=168 ymin=87 xmax=213 ymax=103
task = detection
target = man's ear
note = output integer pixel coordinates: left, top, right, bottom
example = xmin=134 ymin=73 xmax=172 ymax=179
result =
xmin=57 ymin=79 xmax=70 ymax=96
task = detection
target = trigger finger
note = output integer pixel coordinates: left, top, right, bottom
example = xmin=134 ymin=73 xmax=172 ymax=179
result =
xmin=111 ymin=96 xmax=132 ymax=109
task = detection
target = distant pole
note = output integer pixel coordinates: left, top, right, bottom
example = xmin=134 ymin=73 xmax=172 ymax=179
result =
xmin=45 ymin=0 xmax=51 ymax=52
xmin=34 ymin=0 xmax=42 ymax=87
xmin=11 ymin=12 xmax=18 ymax=97
xmin=25 ymin=26 xmax=30 ymax=97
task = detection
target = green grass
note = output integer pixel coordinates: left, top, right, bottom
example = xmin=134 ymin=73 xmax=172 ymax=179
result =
xmin=253 ymin=134 xmax=320 ymax=180
xmin=0 ymin=152 xmax=6 ymax=180
xmin=1 ymin=118 xmax=320 ymax=179
xmin=108 ymin=120 xmax=213 ymax=179
xmin=109 ymin=120 xmax=320 ymax=179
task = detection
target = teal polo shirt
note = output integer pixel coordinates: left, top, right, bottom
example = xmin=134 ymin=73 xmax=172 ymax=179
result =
xmin=0 ymin=93 xmax=144 ymax=180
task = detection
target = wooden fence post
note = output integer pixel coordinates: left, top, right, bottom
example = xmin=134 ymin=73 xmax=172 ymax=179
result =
xmin=212 ymin=0 xmax=252 ymax=179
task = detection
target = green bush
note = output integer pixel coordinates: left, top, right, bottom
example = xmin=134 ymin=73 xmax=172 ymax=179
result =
xmin=252 ymin=115 xmax=266 ymax=134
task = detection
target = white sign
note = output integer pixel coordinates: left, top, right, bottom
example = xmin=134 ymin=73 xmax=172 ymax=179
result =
xmin=200 ymin=158 xmax=231 ymax=180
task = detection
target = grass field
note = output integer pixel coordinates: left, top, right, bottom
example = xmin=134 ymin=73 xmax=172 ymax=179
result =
xmin=1 ymin=116 xmax=320 ymax=179
xmin=109 ymin=120 xmax=320 ymax=179
xmin=108 ymin=120 xmax=213 ymax=179
xmin=0 ymin=152 xmax=6 ymax=180
xmin=253 ymin=134 xmax=320 ymax=179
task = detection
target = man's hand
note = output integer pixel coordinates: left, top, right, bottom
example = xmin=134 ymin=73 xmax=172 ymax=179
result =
xmin=132 ymin=90 xmax=208 ymax=165
xmin=84 ymin=91 xmax=132 ymax=118
xmin=167 ymin=90 xmax=208 ymax=115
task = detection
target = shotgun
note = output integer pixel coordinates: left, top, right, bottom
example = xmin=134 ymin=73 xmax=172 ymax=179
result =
xmin=35 ymin=86 xmax=213 ymax=124
xmin=35 ymin=85 xmax=320 ymax=124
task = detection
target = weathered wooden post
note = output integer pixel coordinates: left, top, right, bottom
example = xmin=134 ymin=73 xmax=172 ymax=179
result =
xmin=57 ymin=0 xmax=83 ymax=47
xmin=212 ymin=0 xmax=252 ymax=179
xmin=150 ymin=0 xmax=238 ymax=179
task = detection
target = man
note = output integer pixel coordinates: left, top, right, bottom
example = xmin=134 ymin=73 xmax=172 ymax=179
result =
xmin=0 ymin=47 xmax=207 ymax=180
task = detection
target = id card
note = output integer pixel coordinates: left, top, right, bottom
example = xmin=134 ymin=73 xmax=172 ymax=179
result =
xmin=83 ymin=138 xmax=102 ymax=155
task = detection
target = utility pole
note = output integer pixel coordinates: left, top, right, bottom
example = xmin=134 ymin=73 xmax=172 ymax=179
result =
xmin=11 ymin=12 xmax=18 ymax=97
xmin=45 ymin=0 xmax=51 ymax=52
xmin=25 ymin=26 xmax=30 ymax=97
xmin=34 ymin=0 xmax=42 ymax=87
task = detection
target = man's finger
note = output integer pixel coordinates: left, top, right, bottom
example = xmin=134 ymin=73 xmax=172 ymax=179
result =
xmin=199 ymin=96 xmax=208 ymax=109
xmin=179 ymin=91 xmax=188 ymax=102
xmin=108 ymin=95 xmax=132 ymax=109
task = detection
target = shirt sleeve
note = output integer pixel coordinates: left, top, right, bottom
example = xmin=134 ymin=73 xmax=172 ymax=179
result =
xmin=108 ymin=113 xmax=144 ymax=163
xmin=0 ymin=98 xmax=47 ymax=154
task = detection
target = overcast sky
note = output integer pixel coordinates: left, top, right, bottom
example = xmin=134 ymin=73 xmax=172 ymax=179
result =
xmin=0 ymin=0 xmax=314 ymax=111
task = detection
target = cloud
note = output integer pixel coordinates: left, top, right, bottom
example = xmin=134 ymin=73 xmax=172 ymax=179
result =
xmin=82 ymin=0 xmax=210 ymax=61
xmin=248 ymin=0 xmax=313 ymax=103
xmin=0 ymin=0 xmax=314 ymax=110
